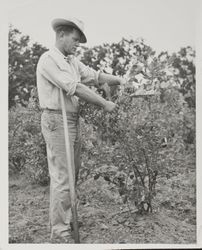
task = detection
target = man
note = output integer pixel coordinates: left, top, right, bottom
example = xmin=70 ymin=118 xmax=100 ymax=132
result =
xmin=36 ymin=17 xmax=126 ymax=243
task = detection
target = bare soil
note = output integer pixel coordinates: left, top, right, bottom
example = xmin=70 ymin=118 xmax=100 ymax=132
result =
xmin=9 ymin=170 xmax=196 ymax=244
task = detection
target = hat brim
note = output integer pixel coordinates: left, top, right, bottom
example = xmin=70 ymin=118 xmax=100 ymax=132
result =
xmin=51 ymin=18 xmax=87 ymax=43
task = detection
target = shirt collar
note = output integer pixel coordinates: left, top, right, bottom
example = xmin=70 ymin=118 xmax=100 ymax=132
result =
xmin=52 ymin=47 xmax=73 ymax=63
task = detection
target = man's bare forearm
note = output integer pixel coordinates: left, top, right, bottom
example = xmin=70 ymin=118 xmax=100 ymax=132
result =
xmin=75 ymin=83 xmax=107 ymax=108
xmin=75 ymin=83 xmax=116 ymax=112
xmin=98 ymin=72 xmax=122 ymax=86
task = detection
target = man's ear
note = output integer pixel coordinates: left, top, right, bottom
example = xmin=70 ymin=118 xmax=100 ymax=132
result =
xmin=58 ymin=30 xmax=65 ymax=39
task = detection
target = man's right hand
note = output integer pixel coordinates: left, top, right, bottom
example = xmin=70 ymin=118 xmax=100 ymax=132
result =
xmin=104 ymin=101 xmax=117 ymax=112
xmin=75 ymin=83 xmax=117 ymax=112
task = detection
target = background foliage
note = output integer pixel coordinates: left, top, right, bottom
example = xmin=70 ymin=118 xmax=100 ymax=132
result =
xmin=9 ymin=25 xmax=48 ymax=108
xmin=8 ymin=26 xmax=195 ymax=213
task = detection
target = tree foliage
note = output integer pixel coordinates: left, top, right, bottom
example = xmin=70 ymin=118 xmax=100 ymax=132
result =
xmin=9 ymin=26 xmax=195 ymax=109
xmin=8 ymin=25 xmax=48 ymax=108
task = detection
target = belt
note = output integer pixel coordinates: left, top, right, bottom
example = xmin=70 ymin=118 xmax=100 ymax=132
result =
xmin=42 ymin=108 xmax=79 ymax=118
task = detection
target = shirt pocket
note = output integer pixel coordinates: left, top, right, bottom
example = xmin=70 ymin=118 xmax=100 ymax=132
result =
xmin=49 ymin=53 xmax=68 ymax=72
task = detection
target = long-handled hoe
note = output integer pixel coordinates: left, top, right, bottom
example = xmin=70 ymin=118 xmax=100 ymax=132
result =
xmin=60 ymin=88 xmax=80 ymax=243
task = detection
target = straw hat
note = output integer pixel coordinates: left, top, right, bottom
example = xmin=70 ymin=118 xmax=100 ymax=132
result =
xmin=51 ymin=17 xmax=87 ymax=43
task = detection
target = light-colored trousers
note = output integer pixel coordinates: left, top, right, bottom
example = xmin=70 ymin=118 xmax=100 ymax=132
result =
xmin=41 ymin=110 xmax=81 ymax=239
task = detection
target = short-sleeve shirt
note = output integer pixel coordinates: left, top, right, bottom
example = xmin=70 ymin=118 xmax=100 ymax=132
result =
xmin=36 ymin=47 xmax=99 ymax=113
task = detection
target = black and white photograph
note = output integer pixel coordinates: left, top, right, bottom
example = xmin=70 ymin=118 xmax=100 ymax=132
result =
xmin=1 ymin=0 xmax=202 ymax=248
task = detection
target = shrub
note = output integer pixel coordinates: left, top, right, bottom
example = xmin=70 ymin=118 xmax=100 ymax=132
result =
xmin=79 ymin=80 xmax=195 ymax=213
xmin=9 ymin=106 xmax=49 ymax=185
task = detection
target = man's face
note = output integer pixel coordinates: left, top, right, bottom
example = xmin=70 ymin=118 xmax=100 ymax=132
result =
xmin=61 ymin=29 xmax=81 ymax=55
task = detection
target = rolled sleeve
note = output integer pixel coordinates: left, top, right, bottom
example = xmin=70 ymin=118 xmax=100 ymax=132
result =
xmin=66 ymin=80 xmax=78 ymax=96
xmin=38 ymin=55 xmax=78 ymax=96
xmin=77 ymin=60 xmax=100 ymax=87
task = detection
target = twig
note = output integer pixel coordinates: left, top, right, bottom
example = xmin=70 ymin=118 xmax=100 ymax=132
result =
xmin=110 ymin=208 xmax=138 ymax=218
xmin=132 ymin=163 xmax=145 ymax=187
xmin=125 ymin=197 xmax=133 ymax=217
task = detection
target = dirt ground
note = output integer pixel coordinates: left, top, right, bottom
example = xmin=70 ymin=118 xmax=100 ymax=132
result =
xmin=9 ymin=169 xmax=196 ymax=244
